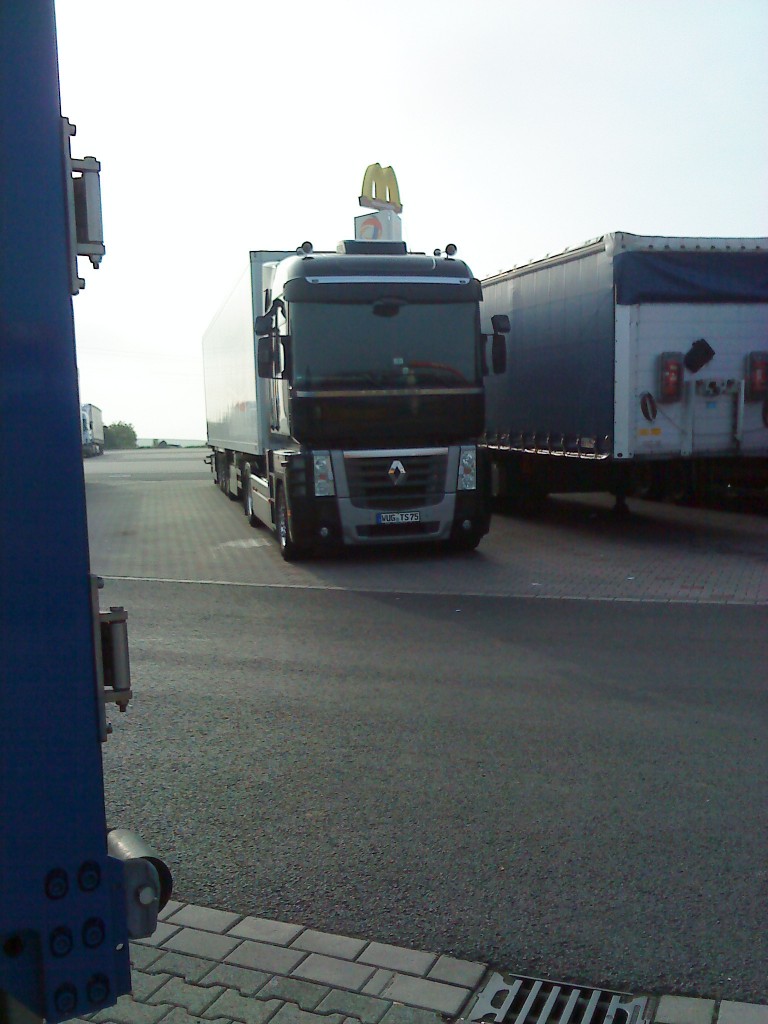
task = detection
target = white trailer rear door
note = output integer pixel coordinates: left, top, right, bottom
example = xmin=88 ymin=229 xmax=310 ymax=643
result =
xmin=616 ymin=302 xmax=768 ymax=458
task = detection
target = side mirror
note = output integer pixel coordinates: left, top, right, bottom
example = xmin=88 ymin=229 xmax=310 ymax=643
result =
xmin=254 ymin=313 xmax=273 ymax=336
xmin=492 ymin=334 xmax=507 ymax=375
xmin=281 ymin=336 xmax=293 ymax=380
xmin=257 ymin=336 xmax=273 ymax=378
xmin=491 ymin=313 xmax=510 ymax=334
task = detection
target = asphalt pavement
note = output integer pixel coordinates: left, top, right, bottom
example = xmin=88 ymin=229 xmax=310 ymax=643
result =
xmin=84 ymin=451 xmax=768 ymax=1007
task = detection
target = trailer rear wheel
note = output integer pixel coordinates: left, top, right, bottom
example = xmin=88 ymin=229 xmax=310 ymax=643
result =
xmin=276 ymin=488 xmax=306 ymax=562
xmin=663 ymin=463 xmax=694 ymax=505
xmin=631 ymin=463 xmax=663 ymax=502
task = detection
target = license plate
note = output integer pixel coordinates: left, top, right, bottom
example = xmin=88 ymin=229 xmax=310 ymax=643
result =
xmin=376 ymin=511 xmax=420 ymax=525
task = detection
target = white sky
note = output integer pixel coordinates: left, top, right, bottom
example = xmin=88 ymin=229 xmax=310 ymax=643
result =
xmin=56 ymin=0 xmax=768 ymax=440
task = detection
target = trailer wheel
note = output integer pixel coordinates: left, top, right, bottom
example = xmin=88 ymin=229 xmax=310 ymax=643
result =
xmin=631 ymin=463 xmax=663 ymax=502
xmin=276 ymin=488 xmax=305 ymax=562
xmin=663 ymin=463 xmax=693 ymax=505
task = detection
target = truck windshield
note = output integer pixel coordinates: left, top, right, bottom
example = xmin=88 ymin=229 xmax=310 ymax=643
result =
xmin=290 ymin=301 xmax=478 ymax=389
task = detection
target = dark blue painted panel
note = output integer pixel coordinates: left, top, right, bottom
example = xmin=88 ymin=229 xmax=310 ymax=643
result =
xmin=0 ymin=2 xmax=130 ymax=1019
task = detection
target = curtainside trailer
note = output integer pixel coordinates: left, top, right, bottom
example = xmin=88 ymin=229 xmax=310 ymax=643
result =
xmin=480 ymin=232 xmax=768 ymax=508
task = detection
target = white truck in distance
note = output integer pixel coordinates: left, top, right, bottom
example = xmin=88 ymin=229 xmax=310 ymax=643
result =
xmin=202 ymin=169 xmax=504 ymax=559
xmin=80 ymin=403 xmax=104 ymax=457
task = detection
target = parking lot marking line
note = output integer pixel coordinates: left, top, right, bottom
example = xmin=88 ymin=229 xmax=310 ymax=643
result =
xmin=99 ymin=575 xmax=767 ymax=605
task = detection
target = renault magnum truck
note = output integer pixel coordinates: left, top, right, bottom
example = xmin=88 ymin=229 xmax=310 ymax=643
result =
xmin=481 ymin=232 xmax=768 ymax=510
xmin=203 ymin=166 xmax=505 ymax=559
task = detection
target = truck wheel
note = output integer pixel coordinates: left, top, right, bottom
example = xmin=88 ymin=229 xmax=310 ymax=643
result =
xmin=216 ymin=455 xmax=227 ymax=491
xmin=242 ymin=467 xmax=262 ymax=527
xmin=222 ymin=458 xmax=238 ymax=500
xmin=448 ymin=530 xmax=483 ymax=553
xmin=276 ymin=488 xmax=305 ymax=561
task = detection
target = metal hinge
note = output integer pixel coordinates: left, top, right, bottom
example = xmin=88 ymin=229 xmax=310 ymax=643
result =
xmin=90 ymin=576 xmax=132 ymax=742
xmin=62 ymin=117 xmax=105 ymax=295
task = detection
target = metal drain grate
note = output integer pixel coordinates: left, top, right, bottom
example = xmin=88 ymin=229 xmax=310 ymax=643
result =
xmin=467 ymin=972 xmax=649 ymax=1024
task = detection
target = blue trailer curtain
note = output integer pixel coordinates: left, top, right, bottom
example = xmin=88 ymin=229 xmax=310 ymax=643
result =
xmin=614 ymin=251 xmax=768 ymax=304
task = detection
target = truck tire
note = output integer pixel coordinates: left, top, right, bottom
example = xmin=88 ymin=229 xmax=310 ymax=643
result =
xmin=220 ymin=455 xmax=238 ymax=500
xmin=276 ymin=488 xmax=306 ymax=562
xmin=447 ymin=530 xmax=483 ymax=553
xmin=631 ymin=463 xmax=663 ymax=502
xmin=216 ymin=454 xmax=227 ymax=491
xmin=242 ymin=467 xmax=262 ymax=527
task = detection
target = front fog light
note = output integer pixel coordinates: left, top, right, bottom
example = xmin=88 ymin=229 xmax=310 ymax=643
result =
xmin=457 ymin=446 xmax=477 ymax=490
xmin=313 ymin=453 xmax=336 ymax=496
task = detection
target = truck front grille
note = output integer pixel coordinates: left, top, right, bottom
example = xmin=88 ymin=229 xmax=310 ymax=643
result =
xmin=344 ymin=452 xmax=449 ymax=510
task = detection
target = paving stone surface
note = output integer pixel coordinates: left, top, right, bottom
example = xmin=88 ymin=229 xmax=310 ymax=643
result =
xmin=315 ymin=989 xmax=392 ymax=1023
xmin=147 ymin=952 xmax=223 ymax=984
xmin=163 ymin=928 xmax=242 ymax=961
xmin=226 ymin=939 xmax=308 ymax=975
xmin=148 ymin=978 xmax=224 ymax=1016
xmin=129 ymin=971 xmax=172 ymax=1002
xmin=84 ymin=902 xmax=768 ymax=1024
xmin=130 ymin=946 xmax=166 ymax=971
xmin=91 ymin=996 xmax=172 ymax=1024
xmin=290 ymin=929 xmax=368 ymax=960
xmin=203 ymin=991 xmax=282 ymax=1024
xmin=166 ymin=905 xmax=242 ymax=934
xmin=158 ymin=1010 xmax=233 ymax=1024
xmin=138 ymin=922 xmax=183 ymax=948
xmin=158 ymin=901 xmax=186 ymax=922
xmin=718 ymin=1004 xmax=768 ymax=1024
xmin=656 ymin=996 xmax=716 ymax=1024
xmin=426 ymin=955 xmax=486 ymax=989
xmin=255 ymin=977 xmax=332 ymax=1010
xmin=358 ymin=943 xmax=437 ymax=977
xmin=228 ymin=918 xmax=305 ymax=946
xmin=268 ymin=1006 xmax=344 ymax=1024
xmin=292 ymin=953 xmax=377 ymax=991
xmin=199 ymin=964 xmax=271 ymax=996
xmin=362 ymin=970 xmax=397 ymax=997
xmin=375 ymin=974 xmax=470 ymax=1016
xmin=378 ymin=1006 xmax=444 ymax=1024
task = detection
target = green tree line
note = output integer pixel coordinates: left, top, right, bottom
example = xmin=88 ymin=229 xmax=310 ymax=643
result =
xmin=104 ymin=421 xmax=137 ymax=450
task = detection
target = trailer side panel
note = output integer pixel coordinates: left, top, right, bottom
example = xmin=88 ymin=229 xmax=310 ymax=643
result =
xmin=483 ymin=245 xmax=615 ymax=450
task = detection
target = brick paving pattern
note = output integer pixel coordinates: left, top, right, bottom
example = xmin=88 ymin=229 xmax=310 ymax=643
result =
xmin=84 ymin=458 xmax=768 ymax=606
xmin=71 ymin=901 xmax=766 ymax=1024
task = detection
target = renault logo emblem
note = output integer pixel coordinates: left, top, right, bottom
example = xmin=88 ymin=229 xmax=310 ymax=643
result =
xmin=388 ymin=459 xmax=406 ymax=485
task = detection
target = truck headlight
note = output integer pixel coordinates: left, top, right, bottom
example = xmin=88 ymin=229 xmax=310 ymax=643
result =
xmin=313 ymin=453 xmax=336 ymax=496
xmin=457 ymin=445 xmax=477 ymax=490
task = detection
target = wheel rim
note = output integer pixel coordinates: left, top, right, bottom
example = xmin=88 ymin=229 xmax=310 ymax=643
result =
xmin=278 ymin=497 xmax=287 ymax=549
